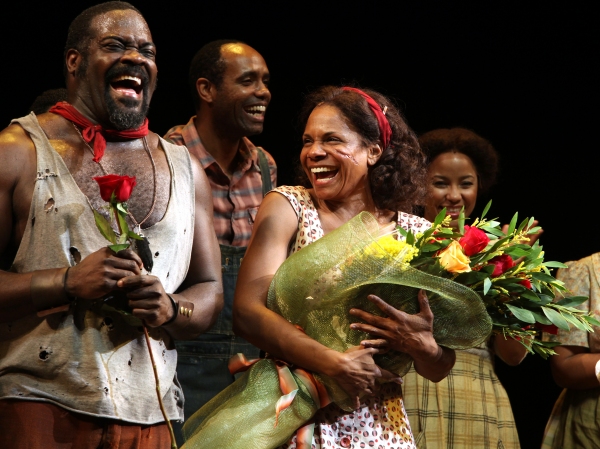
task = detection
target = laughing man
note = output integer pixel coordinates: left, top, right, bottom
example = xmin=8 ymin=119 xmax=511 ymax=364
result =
xmin=0 ymin=3 xmax=223 ymax=447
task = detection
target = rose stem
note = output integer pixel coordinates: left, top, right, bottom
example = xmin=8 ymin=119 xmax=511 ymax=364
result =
xmin=143 ymin=324 xmax=178 ymax=449
xmin=112 ymin=205 xmax=125 ymax=237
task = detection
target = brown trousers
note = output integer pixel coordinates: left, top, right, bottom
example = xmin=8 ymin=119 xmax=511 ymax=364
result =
xmin=0 ymin=400 xmax=173 ymax=449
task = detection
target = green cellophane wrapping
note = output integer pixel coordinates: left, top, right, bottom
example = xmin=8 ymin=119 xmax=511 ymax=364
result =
xmin=266 ymin=211 xmax=492 ymax=411
xmin=181 ymin=211 xmax=491 ymax=448
xmin=182 ymin=359 xmax=317 ymax=449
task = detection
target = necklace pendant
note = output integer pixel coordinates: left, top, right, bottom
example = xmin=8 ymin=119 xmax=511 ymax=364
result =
xmin=135 ymin=235 xmax=153 ymax=273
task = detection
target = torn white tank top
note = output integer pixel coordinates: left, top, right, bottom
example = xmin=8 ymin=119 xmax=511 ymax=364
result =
xmin=0 ymin=112 xmax=194 ymax=424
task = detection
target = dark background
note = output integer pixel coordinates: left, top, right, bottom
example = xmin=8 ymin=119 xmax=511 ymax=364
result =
xmin=2 ymin=1 xmax=598 ymax=446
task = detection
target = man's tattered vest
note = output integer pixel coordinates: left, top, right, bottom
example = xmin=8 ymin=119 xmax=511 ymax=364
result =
xmin=0 ymin=113 xmax=194 ymax=424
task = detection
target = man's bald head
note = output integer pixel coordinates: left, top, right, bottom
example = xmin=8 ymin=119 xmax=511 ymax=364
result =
xmin=187 ymin=39 xmax=250 ymax=109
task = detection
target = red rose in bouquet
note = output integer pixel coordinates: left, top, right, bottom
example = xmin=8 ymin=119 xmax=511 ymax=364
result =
xmin=519 ymin=279 xmax=532 ymax=289
xmin=459 ymin=225 xmax=490 ymax=256
xmin=94 ymin=174 xmax=137 ymax=203
xmin=489 ymin=254 xmax=515 ymax=277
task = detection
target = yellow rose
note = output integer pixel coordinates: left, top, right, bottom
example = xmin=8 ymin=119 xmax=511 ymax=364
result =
xmin=438 ymin=240 xmax=472 ymax=273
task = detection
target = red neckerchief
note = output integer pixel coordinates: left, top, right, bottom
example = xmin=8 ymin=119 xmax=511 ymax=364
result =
xmin=49 ymin=101 xmax=149 ymax=162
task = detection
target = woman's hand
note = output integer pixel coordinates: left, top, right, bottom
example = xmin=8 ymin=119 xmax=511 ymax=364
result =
xmin=326 ymin=346 xmax=399 ymax=409
xmin=349 ymin=290 xmax=455 ymax=382
xmin=349 ymin=291 xmax=438 ymax=358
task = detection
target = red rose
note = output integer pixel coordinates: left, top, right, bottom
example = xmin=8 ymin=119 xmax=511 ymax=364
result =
xmin=489 ymin=254 xmax=515 ymax=277
xmin=459 ymin=226 xmax=490 ymax=256
xmin=538 ymin=324 xmax=558 ymax=335
xmin=94 ymin=174 xmax=137 ymax=203
xmin=519 ymin=279 xmax=532 ymax=289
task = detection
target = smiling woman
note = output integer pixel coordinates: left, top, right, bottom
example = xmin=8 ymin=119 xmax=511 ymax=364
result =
xmin=420 ymin=127 xmax=498 ymax=228
xmin=402 ymin=128 xmax=527 ymax=449
xmin=203 ymin=86 xmax=457 ymax=449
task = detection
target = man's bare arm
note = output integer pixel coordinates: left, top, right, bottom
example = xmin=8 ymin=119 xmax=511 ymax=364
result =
xmin=0 ymin=124 xmax=52 ymax=319
xmin=0 ymin=123 xmax=143 ymax=322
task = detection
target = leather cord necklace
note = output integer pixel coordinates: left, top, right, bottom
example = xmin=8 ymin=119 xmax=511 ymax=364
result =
xmin=73 ymin=123 xmax=156 ymax=272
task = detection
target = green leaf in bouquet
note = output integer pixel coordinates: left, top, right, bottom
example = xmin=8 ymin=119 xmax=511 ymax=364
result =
xmin=560 ymin=312 xmax=592 ymax=332
xmin=532 ymin=272 xmax=557 ymax=283
xmin=506 ymin=304 xmax=536 ymax=323
xmin=503 ymin=245 xmax=532 ymax=258
xmin=405 ymin=229 xmax=415 ymax=245
xmin=520 ymin=290 xmax=542 ymax=302
xmin=506 ymin=212 xmax=518 ymax=236
xmin=543 ymin=261 xmax=568 ymax=269
xmin=458 ymin=207 xmax=465 ymax=234
xmin=421 ymin=242 xmax=444 ymax=252
xmin=436 ymin=228 xmax=457 ymax=237
xmin=516 ymin=217 xmax=530 ymax=234
xmin=532 ymin=341 xmax=560 ymax=359
xmin=527 ymin=226 xmax=542 ymax=235
xmin=455 ymin=270 xmax=490 ymax=285
xmin=417 ymin=227 xmax=436 ymax=246
xmin=396 ymin=226 xmax=408 ymax=239
xmin=526 ymin=259 xmax=546 ymax=274
xmin=487 ymin=288 xmax=500 ymax=297
xmin=433 ymin=208 xmax=447 ymax=227
xmin=93 ymin=210 xmax=117 ymax=244
xmin=481 ymin=225 xmax=505 ymax=237
xmin=542 ymin=306 xmax=570 ymax=330
xmin=584 ymin=315 xmax=600 ymax=327
xmin=493 ymin=278 xmax=524 ymax=289
xmin=529 ymin=310 xmax=552 ymax=325
xmin=483 ymin=277 xmax=492 ymax=295
xmin=523 ymin=245 xmax=542 ymax=263
xmin=480 ymin=200 xmax=492 ymax=220
xmin=526 ymin=216 xmax=535 ymax=229
xmin=536 ymin=294 xmax=554 ymax=305
xmin=556 ymin=295 xmax=589 ymax=307
xmin=488 ymin=236 xmax=510 ymax=253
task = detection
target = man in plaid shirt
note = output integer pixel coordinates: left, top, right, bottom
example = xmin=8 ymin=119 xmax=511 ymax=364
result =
xmin=165 ymin=39 xmax=275 ymax=444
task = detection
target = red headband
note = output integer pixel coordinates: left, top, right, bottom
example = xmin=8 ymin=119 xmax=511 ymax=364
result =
xmin=342 ymin=87 xmax=392 ymax=149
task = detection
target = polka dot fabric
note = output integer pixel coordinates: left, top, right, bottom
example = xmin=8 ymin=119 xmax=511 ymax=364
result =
xmin=272 ymin=186 xmax=429 ymax=449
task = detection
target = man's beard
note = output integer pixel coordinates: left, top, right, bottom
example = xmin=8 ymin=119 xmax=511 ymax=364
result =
xmin=105 ymin=90 xmax=150 ymax=130
xmin=104 ymin=64 xmax=153 ymax=130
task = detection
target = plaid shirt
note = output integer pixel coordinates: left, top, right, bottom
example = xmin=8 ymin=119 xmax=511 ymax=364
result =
xmin=165 ymin=117 xmax=277 ymax=247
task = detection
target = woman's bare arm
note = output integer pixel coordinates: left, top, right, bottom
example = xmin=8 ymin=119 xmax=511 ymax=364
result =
xmin=233 ymin=192 xmax=385 ymax=399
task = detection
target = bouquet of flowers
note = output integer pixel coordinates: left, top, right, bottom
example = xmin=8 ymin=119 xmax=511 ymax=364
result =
xmin=182 ymin=211 xmax=493 ymax=449
xmin=405 ymin=201 xmax=599 ymax=358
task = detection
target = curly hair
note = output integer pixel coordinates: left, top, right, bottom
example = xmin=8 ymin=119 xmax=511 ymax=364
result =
xmin=63 ymin=2 xmax=142 ymax=78
xmin=419 ymin=128 xmax=499 ymax=195
xmin=188 ymin=39 xmax=247 ymax=110
xmin=298 ymin=86 xmax=427 ymax=213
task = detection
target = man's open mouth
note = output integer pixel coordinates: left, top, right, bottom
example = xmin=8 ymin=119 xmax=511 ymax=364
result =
xmin=244 ymin=105 xmax=266 ymax=118
xmin=110 ymin=75 xmax=143 ymax=98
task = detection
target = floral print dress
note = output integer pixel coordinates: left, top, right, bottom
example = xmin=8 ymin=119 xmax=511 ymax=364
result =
xmin=273 ymin=185 xmax=431 ymax=449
